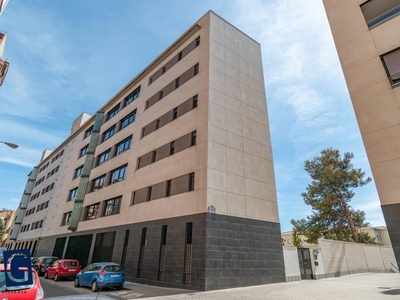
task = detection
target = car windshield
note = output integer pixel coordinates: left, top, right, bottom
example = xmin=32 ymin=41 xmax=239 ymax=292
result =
xmin=0 ymin=270 xmax=36 ymax=292
xmin=104 ymin=265 xmax=122 ymax=272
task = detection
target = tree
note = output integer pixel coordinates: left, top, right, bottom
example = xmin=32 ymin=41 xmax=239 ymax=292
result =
xmin=0 ymin=219 xmax=4 ymax=243
xmin=291 ymin=148 xmax=373 ymax=244
xmin=292 ymin=228 xmax=303 ymax=247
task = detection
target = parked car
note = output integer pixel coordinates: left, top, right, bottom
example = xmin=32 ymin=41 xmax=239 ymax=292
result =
xmin=74 ymin=262 xmax=124 ymax=292
xmin=32 ymin=256 xmax=59 ymax=276
xmin=0 ymin=247 xmax=7 ymax=263
xmin=45 ymin=259 xmax=81 ymax=281
xmin=0 ymin=264 xmax=44 ymax=300
xmin=31 ymin=257 xmax=39 ymax=265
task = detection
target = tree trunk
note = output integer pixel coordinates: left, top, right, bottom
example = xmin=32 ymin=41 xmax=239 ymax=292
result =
xmin=341 ymin=196 xmax=358 ymax=243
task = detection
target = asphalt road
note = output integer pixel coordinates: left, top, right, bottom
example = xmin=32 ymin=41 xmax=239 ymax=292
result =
xmin=41 ymin=277 xmax=95 ymax=298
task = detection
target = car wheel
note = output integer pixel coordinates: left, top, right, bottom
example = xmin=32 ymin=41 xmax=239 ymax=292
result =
xmin=54 ymin=273 xmax=60 ymax=281
xmin=91 ymin=280 xmax=99 ymax=292
xmin=44 ymin=272 xmax=48 ymax=279
xmin=74 ymin=278 xmax=80 ymax=288
xmin=116 ymin=285 xmax=123 ymax=290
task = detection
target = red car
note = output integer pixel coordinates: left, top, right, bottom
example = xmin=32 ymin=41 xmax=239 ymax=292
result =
xmin=0 ymin=264 xmax=44 ymax=300
xmin=45 ymin=259 xmax=81 ymax=281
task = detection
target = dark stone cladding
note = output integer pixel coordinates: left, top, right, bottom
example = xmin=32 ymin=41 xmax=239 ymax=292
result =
xmin=381 ymin=203 xmax=400 ymax=268
xmin=35 ymin=213 xmax=285 ymax=291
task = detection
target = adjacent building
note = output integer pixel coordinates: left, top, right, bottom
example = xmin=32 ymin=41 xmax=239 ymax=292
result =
xmin=0 ymin=209 xmax=15 ymax=246
xmin=323 ymin=0 xmax=400 ymax=268
xmin=0 ymin=31 xmax=9 ymax=86
xmin=6 ymin=11 xmax=285 ymax=290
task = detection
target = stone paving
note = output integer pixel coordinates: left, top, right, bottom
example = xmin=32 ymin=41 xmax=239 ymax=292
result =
xmin=139 ymin=273 xmax=400 ymax=300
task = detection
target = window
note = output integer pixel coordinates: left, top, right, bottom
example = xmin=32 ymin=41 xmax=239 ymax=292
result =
xmin=147 ymin=187 xmax=152 ymax=201
xmin=115 ymin=136 xmax=132 ymax=156
xmin=149 ymin=77 xmax=153 ymax=85
xmin=155 ymin=119 xmax=160 ymax=129
xmin=74 ymin=165 xmax=84 ymax=179
xmin=136 ymin=158 xmax=141 ymax=170
xmin=110 ymin=165 xmax=127 ymax=184
xmin=84 ymin=126 xmax=94 ymax=139
xmin=69 ymin=188 xmax=78 ymax=201
xmin=120 ymin=110 xmax=136 ymax=129
xmin=194 ymin=63 xmax=199 ymax=75
xmin=361 ymin=0 xmax=400 ymax=28
xmin=103 ymin=196 xmax=121 ymax=216
xmin=193 ymin=95 xmax=198 ymax=108
xmin=191 ymin=131 xmax=196 ymax=146
xmin=107 ymin=104 xmax=120 ymax=121
xmin=162 ymin=66 xmax=166 ymax=74
xmin=178 ymin=51 xmax=183 ymax=61
xmin=159 ymin=91 xmax=163 ymax=100
xmin=195 ymin=36 xmax=200 ymax=47
xmin=97 ymin=149 xmax=111 ymax=166
xmin=189 ymin=172 xmax=195 ymax=191
xmin=151 ymin=151 xmax=157 ymax=163
xmin=92 ymin=175 xmax=106 ymax=191
xmin=381 ymin=48 xmax=400 ymax=87
xmin=80 ymin=145 xmax=89 ymax=157
xmin=124 ymin=86 xmax=141 ymax=107
xmin=173 ymin=107 xmax=178 ymax=120
xmin=85 ymin=203 xmax=99 ymax=220
xmin=145 ymin=101 xmax=149 ymax=109
xmin=141 ymin=128 xmax=145 ymax=138
xmin=62 ymin=212 xmax=72 ymax=226
xmin=102 ymin=125 xmax=115 ymax=142
xmin=175 ymin=77 xmax=180 ymax=89
xmin=166 ymin=180 xmax=171 ymax=197
xmin=170 ymin=141 xmax=175 ymax=155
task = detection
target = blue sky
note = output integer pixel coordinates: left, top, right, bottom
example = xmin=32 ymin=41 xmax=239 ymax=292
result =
xmin=0 ymin=0 xmax=384 ymax=232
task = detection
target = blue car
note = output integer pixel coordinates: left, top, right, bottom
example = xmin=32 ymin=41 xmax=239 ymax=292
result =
xmin=74 ymin=262 xmax=124 ymax=292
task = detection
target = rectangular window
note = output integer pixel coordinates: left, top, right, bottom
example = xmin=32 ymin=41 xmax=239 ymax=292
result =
xmin=97 ymin=149 xmax=111 ymax=166
xmin=124 ymin=86 xmax=141 ymax=107
xmin=120 ymin=110 xmax=136 ymax=129
xmin=170 ymin=141 xmax=175 ymax=155
xmin=107 ymin=104 xmax=120 ymax=121
xmin=195 ymin=36 xmax=200 ymax=47
xmin=84 ymin=126 xmax=93 ymax=139
xmin=92 ymin=175 xmax=106 ymax=191
xmin=155 ymin=119 xmax=160 ymax=129
xmin=191 ymin=131 xmax=196 ymax=146
xmin=189 ymin=172 xmax=195 ymax=191
xmin=61 ymin=212 xmax=72 ymax=226
xmin=103 ymin=196 xmax=122 ymax=216
xmin=183 ymin=222 xmax=193 ymax=285
xmin=149 ymin=77 xmax=153 ymax=85
xmin=69 ymin=188 xmax=78 ymax=201
xmin=141 ymin=128 xmax=145 ymax=138
xmin=74 ymin=165 xmax=84 ymax=179
xmin=361 ymin=0 xmax=400 ymax=28
xmin=136 ymin=158 xmax=141 ymax=170
xmin=175 ymin=77 xmax=180 ymax=89
xmin=166 ymin=180 xmax=171 ymax=197
xmin=194 ymin=63 xmax=199 ymax=75
xmin=193 ymin=95 xmax=198 ymax=108
xmin=151 ymin=151 xmax=157 ymax=163
xmin=147 ymin=187 xmax=152 ymax=202
xmin=85 ymin=203 xmax=100 ymax=220
xmin=110 ymin=165 xmax=127 ymax=184
xmin=381 ymin=48 xmax=400 ymax=87
xmin=115 ymin=136 xmax=132 ymax=156
xmin=173 ymin=107 xmax=178 ymax=120
xmin=157 ymin=225 xmax=168 ymax=281
xmin=162 ymin=66 xmax=166 ymax=74
xmin=159 ymin=90 xmax=163 ymax=100
xmin=79 ymin=145 xmax=89 ymax=157
xmin=121 ymin=230 xmax=130 ymax=268
xmin=178 ymin=51 xmax=183 ymax=61
xmin=145 ymin=101 xmax=149 ymax=109
xmin=102 ymin=126 xmax=116 ymax=142
xmin=137 ymin=228 xmax=147 ymax=278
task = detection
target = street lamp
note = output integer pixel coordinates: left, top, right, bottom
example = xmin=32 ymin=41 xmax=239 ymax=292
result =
xmin=0 ymin=141 xmax=18 ymax=149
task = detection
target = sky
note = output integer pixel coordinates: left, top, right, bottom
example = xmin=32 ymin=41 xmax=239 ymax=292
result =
xmin=0 ymin=0 xmax=385 ymax=232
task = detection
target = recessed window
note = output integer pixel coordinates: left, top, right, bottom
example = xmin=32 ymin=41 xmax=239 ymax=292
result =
xmin=141 ymin=128 xmax=145 ymax=138
xmin=194 ymin=64 xmax=199 ymax=75
xmin=124 ymin=86 xmax=141 ymax=107
xmin=102 ymin=125 xmax=116 ymax=142
xmin=79 ymin=145 xmax=89 ymax=157
xmin=170 ymin=141 xmax=175 ymax=155
xmin=189 ymin=172 xmax=195 ymax=191
xmin=191 ymin=131 xmax=196 ymax=146
xmin=145 ymin=101 xmax=149 ymax=109
xmin=110 ymin=165 xmax=127 ymax=184
xmin=155 ymin=119 xmax=160 ymax=129
xmin=85 ymin=203 xmax=100 ymax=220
xmin=195 ymin=36 xmax=200 ymax=47
xmin=175 ymin=77 xmax=180 ymax=89
xmin=162 ymin=66 xmax=166 ymax=74
xmin=193 ymin=95 xmax=198 ymax=108
xmin=178 ymin=51 xmax=183 ymax=61
xmin=149 ymin=77 xmax=153 ymax=85
xmin=107 ymin=104 xmax=120 ymax=121
xmin=166 ymin=180 xmax=171 ymax=197
xmin=61 ymin=212 xmax=72 ymax=226
xmin=92 ymin=175 xmax=106 ymax=192
xmin=173 ymin=107 xmax=178 ymax=120
xmin=84 ymin=126 xmax=93 ymax=139
xmin=381 ymin=48 xmax=400 ymax=87
xmin=69 ymin=188 xmax=78 ymax=201
xmin=103 ymin=196 xmax=121 ymax=216
xmin=151 ymin=151 xmax=157 ymax=163
xmin=361 ymin=0 xmax=400 ymax=28
xmin=120 ymin=110 xmax=137 ymax=130
xmin=97 ymin=149 xmax=111 ymax=166
xmin=74 ymin=165 xmax=84 ymax=179
xmin=147 ymin=187 xmax=152 ymax=201
xmin=159 ymin=91 xmax=163 ymax=100
xmin=116 ymin=136 xmax=132 ymax=156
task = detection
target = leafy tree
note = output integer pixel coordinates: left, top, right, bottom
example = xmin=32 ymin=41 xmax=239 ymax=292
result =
xmin=0 ymin=219 xmax=4 ymax=242
xmin=292 ymin=228 xmax=303 ymax=247
xmin=291 ymin=148 xmax=373 ymax=244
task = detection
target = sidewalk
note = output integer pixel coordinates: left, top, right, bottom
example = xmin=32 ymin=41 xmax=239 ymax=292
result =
xmin=141 ymin=273 xmax=400 ymax=300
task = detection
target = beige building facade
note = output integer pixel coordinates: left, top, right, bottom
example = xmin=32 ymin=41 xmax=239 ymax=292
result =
xmin=7 ymin=11 xmax=285 ymax=290
xmin=323 ymin=0 xmax=400 ymax=268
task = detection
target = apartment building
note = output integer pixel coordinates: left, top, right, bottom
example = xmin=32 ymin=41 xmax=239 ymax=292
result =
xmin=7 ymin=11 xmax=285 ymax=290
xmin=323 ymin=0 xmax=400 ymax=268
